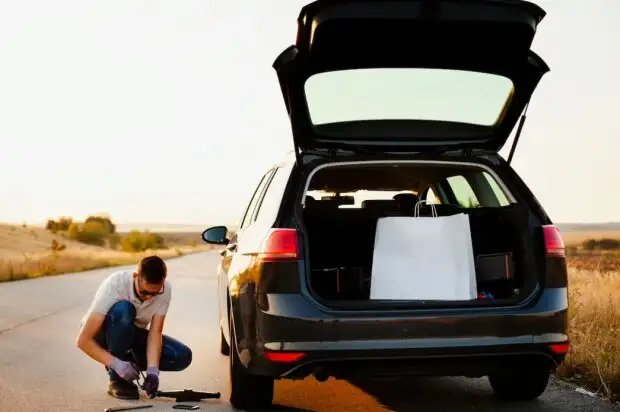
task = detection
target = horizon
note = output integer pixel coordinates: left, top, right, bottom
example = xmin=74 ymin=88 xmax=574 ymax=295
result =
xmin=1 ymin=0 xmax=618 ymax=225
xmin=5 ymin=220 xmax=620 ymax=235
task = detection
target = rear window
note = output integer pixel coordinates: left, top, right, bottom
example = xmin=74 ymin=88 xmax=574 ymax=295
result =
xmin=304 ymin=162 xmax=512 ymax=209
xmin=304 ymin=68 xmax=514 ymax=128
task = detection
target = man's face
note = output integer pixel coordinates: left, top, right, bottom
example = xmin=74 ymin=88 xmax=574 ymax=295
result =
xmin=133 ymin=272 xmax=165 ymax=301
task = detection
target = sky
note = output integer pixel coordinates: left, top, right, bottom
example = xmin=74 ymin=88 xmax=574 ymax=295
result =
xmin=0 ymin=0 xmax=618 ymax=227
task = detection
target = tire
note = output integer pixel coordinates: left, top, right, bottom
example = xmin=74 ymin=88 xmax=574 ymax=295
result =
xmin=488 ymin=366 xmax=551 ymax=401
xmin=220 ymin=327 xmax=230 ymax=356
xmin=228 ymin=315 xmax=274 ymax=410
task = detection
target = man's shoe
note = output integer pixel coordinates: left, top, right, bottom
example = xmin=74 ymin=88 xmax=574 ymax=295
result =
xmin=107 ymin=379 xmax=140 ymax=400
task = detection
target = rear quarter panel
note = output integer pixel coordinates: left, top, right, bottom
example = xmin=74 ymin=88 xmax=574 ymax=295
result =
xmin=226 ymin=162 xmax=295 ymax=357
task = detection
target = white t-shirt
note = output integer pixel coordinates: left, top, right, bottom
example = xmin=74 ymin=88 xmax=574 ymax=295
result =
xmin=81 ymin=270 xmax=172 ymax=329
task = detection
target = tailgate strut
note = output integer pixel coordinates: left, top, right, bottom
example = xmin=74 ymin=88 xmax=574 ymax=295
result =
xmin=507 ymin=103 xmax=530 ymax=164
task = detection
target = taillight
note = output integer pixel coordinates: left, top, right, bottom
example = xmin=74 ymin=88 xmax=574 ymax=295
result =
xmin=262 ymin=352 xmax=306 ymax=363
xmin=549 ymin=342 xmax=570 ymax=355
xmin=543 ymin=225 xmax=565 ymax=257
xmin=257 ymin=228 xmax=299 ymax=263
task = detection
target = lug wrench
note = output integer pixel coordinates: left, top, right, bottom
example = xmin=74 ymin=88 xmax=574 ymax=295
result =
xmin=128 ymin=349 xmax=148 ymax=391
xmin=104 ymin=405 xmax=153 ymax=412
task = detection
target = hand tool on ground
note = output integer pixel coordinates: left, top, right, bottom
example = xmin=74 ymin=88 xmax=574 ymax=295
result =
xmin=155 ymin=389 xmax=221 ymax=402
xmin=127 ymin=350 xmax=220 ymax=402
xmin=128 ymin=350 xmax=148 ymax=390
xmin=104 ymin=405 xmax=153 ymax=412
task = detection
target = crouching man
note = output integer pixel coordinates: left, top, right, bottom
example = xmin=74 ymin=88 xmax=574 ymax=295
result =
xmin=76 ymin=255 xmax=192 ymax=400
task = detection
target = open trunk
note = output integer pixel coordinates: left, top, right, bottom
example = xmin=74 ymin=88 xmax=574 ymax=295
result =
xmin=300 ymin=160 xmax=542 ymax=309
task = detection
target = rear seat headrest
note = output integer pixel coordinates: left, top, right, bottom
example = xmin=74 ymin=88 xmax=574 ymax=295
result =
xmin=393 ymin=193 xmax=420 ymax=210
xmin=304 ymin=199 xmax=341 ymax=210
xmin=361 ymin=199 xmax=399 ymax=213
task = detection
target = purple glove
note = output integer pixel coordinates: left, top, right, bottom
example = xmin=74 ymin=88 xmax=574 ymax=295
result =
xmin=143 ymin=366 xmax=160 ymax=397
xmin=110 ymin=357 xmax=139 ymax=382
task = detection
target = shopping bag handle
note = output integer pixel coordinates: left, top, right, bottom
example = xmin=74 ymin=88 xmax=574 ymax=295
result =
xmin=414 ymin=200 xmax=438 ymax=217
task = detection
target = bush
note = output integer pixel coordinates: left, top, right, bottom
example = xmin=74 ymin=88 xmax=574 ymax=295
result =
xmin=67 ymin=222 xmax=81 ymax=239
xmin=84 ymin=215 xmax=116 ymax=235
xmin=582 ymin=238 xmax=620 ymax=251
xmin=107 ymin=233 xmax=121 ymax=250
xmin=599 ymin=238 xmax=620 ymax=250
xmin=46 ymin=217 xmax=73 ymax=233
xmin=66 ymin=221 xmax=109 ymax=247
xmin=120 ymin=230 xmax=165 ymax=253
xmin=50 ymin=239 xmax=66 ymax=252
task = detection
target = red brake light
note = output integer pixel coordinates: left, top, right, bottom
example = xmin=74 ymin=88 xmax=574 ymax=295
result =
xmin=262 ymin=352 xmax=306 ymax=363
xmin=549 ymin=342 xmax=570 ymax=354
xmin=257 ymin=229 xmax=299 ymax=262
xmin=543 ymin=225 xmax=565 ymax=257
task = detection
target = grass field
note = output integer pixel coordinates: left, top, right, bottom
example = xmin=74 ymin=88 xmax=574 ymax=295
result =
xmin=561 ymin=230 xmax=620 ymax=247
xmin=0 ymin=223 xmax=214 ymax=282
xmin=559 ymin=266 xmax=620 ymax=402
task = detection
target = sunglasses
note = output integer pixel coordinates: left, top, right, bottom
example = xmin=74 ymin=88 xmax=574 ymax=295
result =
xmin=135 ymin=277 xmax=165 ymax=297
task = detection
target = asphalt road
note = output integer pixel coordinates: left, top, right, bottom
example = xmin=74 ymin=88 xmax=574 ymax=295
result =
xmin=0 ymin=251 xmax=617 ymax=412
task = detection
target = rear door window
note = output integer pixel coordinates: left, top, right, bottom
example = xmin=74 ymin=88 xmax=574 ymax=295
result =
xmin=253 ymin=165 xmax=293 ymax=226
xmin=446 ymin=175 xmax=480 ymax=208
xmin=239 ymin=170 xmax=274 ymax=230
xmin=483 ymin=171 xmax=510 ymax=206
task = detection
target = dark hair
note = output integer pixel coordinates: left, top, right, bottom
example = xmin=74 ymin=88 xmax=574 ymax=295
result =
xmin=138 ymin=255 xmax=167 ymax=284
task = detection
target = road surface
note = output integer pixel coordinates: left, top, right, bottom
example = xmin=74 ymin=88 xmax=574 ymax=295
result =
xmin=0 ymin=251 xmax=617 ymax=412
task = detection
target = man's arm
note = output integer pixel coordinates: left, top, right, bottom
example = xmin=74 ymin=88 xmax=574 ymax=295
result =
xmin=76 ymin=313 xmax=114 ymax=367
xmin=76 ymin=312 xmax=140 ymax=382
xmin=146 ymin=314 xmax=166 ymax=368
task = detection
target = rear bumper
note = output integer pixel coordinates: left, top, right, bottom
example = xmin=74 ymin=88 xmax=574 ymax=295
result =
xmin=253 ymin=342 xmax=566 ymax=380
xmin=245 ymin=287 xmax=569 ymax=379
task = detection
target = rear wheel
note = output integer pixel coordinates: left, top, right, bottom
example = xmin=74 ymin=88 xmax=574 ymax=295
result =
xmin=228 ymin=315 xmax=274 ymax=410
xmin=219 ymin=327 xmax=230 ymax=356
xmin=488 ymin=366 xmax=551 ymax=401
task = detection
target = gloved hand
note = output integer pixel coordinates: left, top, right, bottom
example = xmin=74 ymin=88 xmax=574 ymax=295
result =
xmin=143 ymin=366 xmax=160 ymax=397
xmin=110 ymin=357 xmax=140 ymax=382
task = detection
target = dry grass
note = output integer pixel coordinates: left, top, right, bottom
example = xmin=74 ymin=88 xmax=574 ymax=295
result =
xmin=557 ymin=264 xmax=620 ymax=401
xmin=0 ymin=223 xmax=216 ymax=283
xmin=561 ymin=230 xmax=620 ymax=247
xmin=0 ymin=245 xmax=215 ymax=283
xmin=148 ymin=231 xmax=203 ymax=248
xmin=567 ymin=253 xmax=620 ymax=273
xmin=0 ymin=223 xmax=107 ymax=260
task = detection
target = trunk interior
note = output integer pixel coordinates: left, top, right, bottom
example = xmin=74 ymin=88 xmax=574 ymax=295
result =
xmin=300 ymin=161 xmax=542 ymax=309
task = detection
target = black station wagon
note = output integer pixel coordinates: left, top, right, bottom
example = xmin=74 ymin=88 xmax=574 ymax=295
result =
xmin=201 ymin=0 xmax=570 ymax=409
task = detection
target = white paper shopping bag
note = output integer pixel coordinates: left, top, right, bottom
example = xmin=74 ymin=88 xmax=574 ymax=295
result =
xmin=369 ymin=202 xmax=477 ymax=301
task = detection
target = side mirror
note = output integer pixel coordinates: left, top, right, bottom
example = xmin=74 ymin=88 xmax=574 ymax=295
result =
xmin=201 ymin=226 xmax=229 ymax=245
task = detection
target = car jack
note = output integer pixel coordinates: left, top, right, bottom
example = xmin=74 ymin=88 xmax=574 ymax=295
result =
xmin=154 ymin=389 xmax=221 ymax=403
xmin=128 ymin=350 xmax=221 ymax=404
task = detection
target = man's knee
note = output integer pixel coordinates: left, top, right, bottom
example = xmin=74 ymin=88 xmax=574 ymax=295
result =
xmin=162 ymin=341 xmax=193 ymax=372
xmin=106 ymin=301 xmax=136 ymax=329
xmin=177 ymin=346 xmax=192 ymax=371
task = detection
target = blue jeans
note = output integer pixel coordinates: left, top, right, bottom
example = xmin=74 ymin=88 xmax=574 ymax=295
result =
xmin=96 ymin=300 xmax=192 ymax=382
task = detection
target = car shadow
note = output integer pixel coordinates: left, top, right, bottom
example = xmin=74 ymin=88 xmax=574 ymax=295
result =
xmin=347 ymin=377 xmax=548 ymax=412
